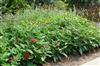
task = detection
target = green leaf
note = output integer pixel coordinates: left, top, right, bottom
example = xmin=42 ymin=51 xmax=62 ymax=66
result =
xmin=27 ymin=49 xmax=33 ymax=54
xmin=2 ymin=63 xmax=10 ymax=66
xmin=79 ymin=48 xmax=83 ymax=55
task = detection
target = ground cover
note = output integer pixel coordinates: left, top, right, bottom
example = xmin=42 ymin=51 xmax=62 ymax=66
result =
xmin=0 ymin=9 xmax=100 ymax=66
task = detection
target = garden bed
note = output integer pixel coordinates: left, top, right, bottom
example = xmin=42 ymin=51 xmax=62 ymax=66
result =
xmin=0 ymin=9 xmax=100 ymax=66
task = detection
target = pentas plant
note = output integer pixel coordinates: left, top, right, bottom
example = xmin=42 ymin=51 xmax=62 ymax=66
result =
xmin=0 ymin=9 xmax=100 ymax=66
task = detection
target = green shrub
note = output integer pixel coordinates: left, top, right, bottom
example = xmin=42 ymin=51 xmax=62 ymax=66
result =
xmin=2 ymin=0 xmax=29 ymax=14
xmin=0 ymin=9 xmax=100 ymax=66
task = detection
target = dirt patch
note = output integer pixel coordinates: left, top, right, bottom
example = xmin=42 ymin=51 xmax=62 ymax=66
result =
xmin=44 ymin=48 xmax=100 ymax=66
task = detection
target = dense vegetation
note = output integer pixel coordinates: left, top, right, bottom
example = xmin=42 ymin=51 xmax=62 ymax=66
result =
xmin=2 ymin=0 xmax=28 ymax=14
xmin=61 ymin=0 xmax=100 ymax=22
xmin=0 ymin=9 xmax=100 ymax=66
xmin=1 ymin=0 xmax=100 ymax=66
xmin=62 ymin=0 xmax=100 ymax=8
xmin=2 ymin=0 xmax=100 ymax=22
xmin=2 ymin=0 xmax=57 ymax=14
xmin=2 ymin=0 xmax=100 ymax=13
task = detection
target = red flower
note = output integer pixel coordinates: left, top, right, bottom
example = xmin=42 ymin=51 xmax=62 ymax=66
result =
xmin=25 ymin=52 xmax=30 ymax=60
xmin=31 ymin=38 xmax=38 ymax=43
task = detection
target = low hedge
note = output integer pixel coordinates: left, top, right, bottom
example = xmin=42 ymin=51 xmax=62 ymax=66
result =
xmin=0 ymin=9 xmax=100 ymax=66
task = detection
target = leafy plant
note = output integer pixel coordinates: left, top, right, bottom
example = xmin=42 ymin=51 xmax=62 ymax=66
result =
xmin=0 ymin=9 xmax=100 ymax=66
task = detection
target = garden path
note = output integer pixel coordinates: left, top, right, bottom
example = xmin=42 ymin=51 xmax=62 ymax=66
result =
xmin=80 ymin=57 xmax=100 ymax=66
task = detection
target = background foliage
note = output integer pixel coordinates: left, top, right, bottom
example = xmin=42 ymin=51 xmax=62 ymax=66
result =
xmin=61 ymin=0 xmax=100 ymax=22
xmin=2 ymin=0 xmax=27 ymax=14
xmin=62 ymin=0 xmax=100 ymax=8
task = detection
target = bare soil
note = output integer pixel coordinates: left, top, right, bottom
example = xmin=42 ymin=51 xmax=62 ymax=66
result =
xmin=44 ymin=48 xmax=100 ymax=66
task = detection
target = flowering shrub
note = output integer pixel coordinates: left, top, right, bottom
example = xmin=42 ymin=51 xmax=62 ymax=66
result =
xmin=0 ymin=9 xmax=100 ymax=66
